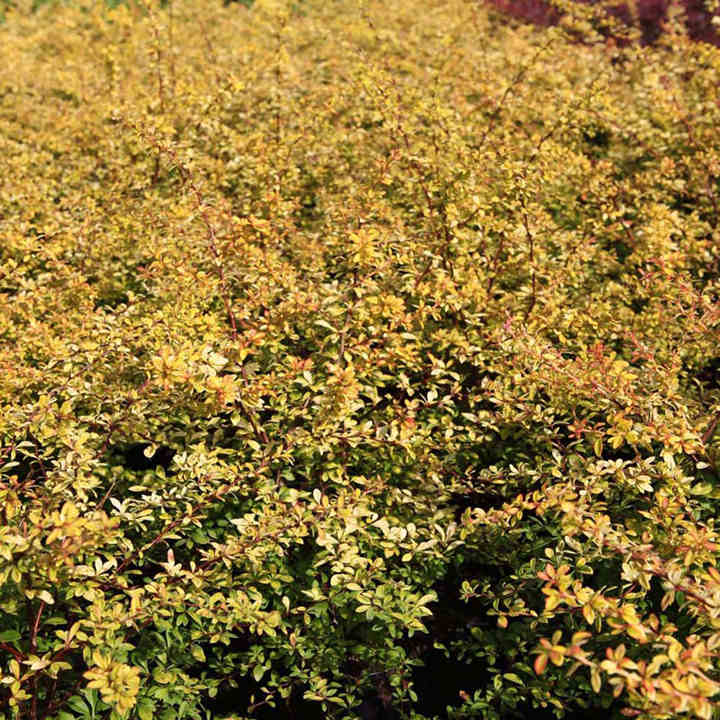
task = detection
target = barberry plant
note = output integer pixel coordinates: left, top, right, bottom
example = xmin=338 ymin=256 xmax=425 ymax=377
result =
xmin=0 ymin=0 xmax=719 ymax=719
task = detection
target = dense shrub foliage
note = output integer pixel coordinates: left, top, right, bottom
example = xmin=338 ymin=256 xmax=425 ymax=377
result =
xmin=488 ymin=0 xmax=719 ymax=45
xmin=1 ymin=1 xmax=720 ymax=718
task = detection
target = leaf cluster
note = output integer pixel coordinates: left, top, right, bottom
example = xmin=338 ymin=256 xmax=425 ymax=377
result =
xmin=0 ymin=1 xmax=719 ymax=719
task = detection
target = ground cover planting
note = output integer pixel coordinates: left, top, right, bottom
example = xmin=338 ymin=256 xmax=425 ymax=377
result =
xmin=1 ymin=0 xmax=719 ymax=718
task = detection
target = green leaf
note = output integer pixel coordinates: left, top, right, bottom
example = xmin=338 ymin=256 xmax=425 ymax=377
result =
xmin=153 ymin=668 xmax=174 ymax=684
xmin=137 ymin=701 xmax=154 ymax=720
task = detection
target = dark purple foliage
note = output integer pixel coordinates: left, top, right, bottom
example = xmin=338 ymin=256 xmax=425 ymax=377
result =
xmin=487 ymin=0 xmax=719 ymax=45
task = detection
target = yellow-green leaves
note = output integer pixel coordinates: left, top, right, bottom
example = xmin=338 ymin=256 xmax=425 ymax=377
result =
xmin=84 ymin=654 xmax=141 ymax=714
xmin=1 ymin=0 xmax=720 ymax=718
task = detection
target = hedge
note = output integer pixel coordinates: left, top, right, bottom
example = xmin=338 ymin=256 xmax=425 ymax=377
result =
xmin=487 ymin=0 xmax=720 ymax=45
xmin=0 ymin=1 xmax=719 ymax=719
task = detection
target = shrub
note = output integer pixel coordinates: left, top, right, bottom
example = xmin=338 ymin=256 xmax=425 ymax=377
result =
xmin=487 ymin=0 xmax=720 ymax=45
xmin=0 ymin=1 xmax=719 ymax=719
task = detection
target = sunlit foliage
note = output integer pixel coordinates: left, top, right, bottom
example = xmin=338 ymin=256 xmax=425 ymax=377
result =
xmin=0 ymin=1 xmax=719 ymax=718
